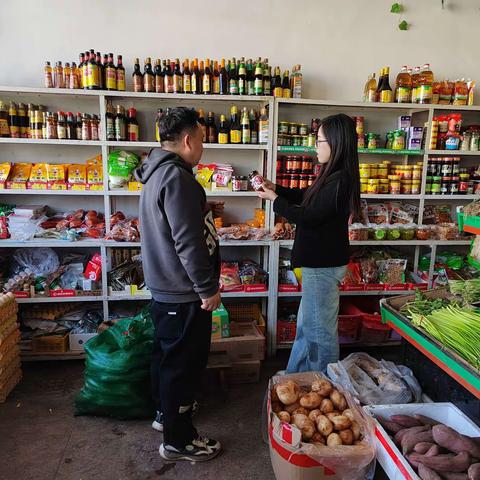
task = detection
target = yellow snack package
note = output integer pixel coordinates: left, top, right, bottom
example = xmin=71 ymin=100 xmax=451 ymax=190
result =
xmin=87 ymin=154 xmax=103 ymax=166
xmin=87 ymin=163 xmax=103 ymax=190
xmin=7 ymin=163 xmax=32 ymax=189
xmin=0 ymin=163 xmax=11 ymax=188
xmin=195 ymin=164 xmax=215 ymax=189
xmin=67 ymin=164 xmax=87 ymax=190
xmin=28 ymin=163 xmax=48 ymax=190
xmin=47 ymin=164 xmax=67 ymax=190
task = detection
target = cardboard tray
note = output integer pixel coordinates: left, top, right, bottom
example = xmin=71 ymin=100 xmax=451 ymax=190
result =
xmin=364 ymin=402 xmax=480 ymax=480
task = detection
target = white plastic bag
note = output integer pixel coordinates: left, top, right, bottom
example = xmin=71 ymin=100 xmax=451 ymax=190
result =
xmin=13 ymin=248 xmax=60 ymax=277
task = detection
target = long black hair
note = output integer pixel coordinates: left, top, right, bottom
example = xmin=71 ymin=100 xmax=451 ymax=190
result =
xmin=302 ymin=113 xmax=361 ymax=219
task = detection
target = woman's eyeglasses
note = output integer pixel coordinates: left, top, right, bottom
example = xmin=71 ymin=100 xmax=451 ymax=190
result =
xmin=315 ymin=139 xmax=328 ymax=147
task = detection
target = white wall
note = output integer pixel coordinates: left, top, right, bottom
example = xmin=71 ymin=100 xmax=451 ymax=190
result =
xmin=1 ymin=0 xmax=479 ymax=101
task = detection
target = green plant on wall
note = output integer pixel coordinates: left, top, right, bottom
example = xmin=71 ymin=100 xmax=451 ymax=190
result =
xmin=391 ymin=2 xmax=409 ymax=30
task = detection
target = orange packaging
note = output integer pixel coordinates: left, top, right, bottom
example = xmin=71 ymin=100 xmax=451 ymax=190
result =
xmin=87 ymin=163 xmax=103 ymax=188
xmin=7 ymin=163 xmax=31 ymax=189
xmin=46 ymin=164 xmax=67 ymax=190
xmin=27 ymin=163 xmax=48 ymax=190
xmin=87 ymin=154 xmax=103 ymax=166
xmin=0 ymin=163 xmax=11 ymax=189
xmin=67 ymin=164 xmax=87 ymax=190
xmin=127 ymin=181 xmax=142 ymax=191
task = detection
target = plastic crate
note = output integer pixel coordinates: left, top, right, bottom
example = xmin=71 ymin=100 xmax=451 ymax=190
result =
xmin=277 ymin=320 xmax=296 ymax=343
xmin=338 ymin=314 xmax=362 ymax=343
xmin=359 ymin=317 xmax=391 ymax=344
xmin=225 ymin=303 xmax=266 ymax=335
xmin=32 ymin=332 xmax=69 ymax=354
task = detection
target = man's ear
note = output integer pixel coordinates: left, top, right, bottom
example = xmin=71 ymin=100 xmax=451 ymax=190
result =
xmin=183 ymin=133 xmax=191 ymax=150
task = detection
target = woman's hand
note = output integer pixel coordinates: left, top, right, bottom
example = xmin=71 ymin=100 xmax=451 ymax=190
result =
xmin=257 ymin=183 xmax=278 ymax=202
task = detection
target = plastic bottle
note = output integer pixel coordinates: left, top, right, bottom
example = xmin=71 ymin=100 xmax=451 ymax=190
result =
xmin=292 ymin=64 xmax=303 ymax=98
xmin=411 ymin=67 xmax=421 ymax=103
xmin=394 ymin=66 xmax=412 ymax=103
xmin=418 ymin=63 xmax=434 ymax=104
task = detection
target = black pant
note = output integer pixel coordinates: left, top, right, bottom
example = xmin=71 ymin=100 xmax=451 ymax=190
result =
xmin=150 ymin=299 xmax=212 ymax=448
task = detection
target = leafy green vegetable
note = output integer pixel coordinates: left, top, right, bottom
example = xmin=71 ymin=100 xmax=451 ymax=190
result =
xmin=400 ymin=290 xmax=456 ymax=319
xmin=391 ymin=3 xmax=403 ymax=13
xmin=399 ymin=20 xmax=409 ymax=30
xmin=449 ymin=279 xmax=480 ymax=304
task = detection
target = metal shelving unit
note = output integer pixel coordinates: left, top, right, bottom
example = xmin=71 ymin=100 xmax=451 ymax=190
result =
xmin=0 ymin=87 xmax=478 ymax=358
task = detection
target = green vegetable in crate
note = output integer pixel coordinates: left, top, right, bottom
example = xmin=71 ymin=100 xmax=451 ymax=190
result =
xmin=449 ymin=279 xmax=480 ymax=304
xmin=410 ymin=306 xmax=480 ymax=370
xmin=400 ymin=290 xmax=455 ymax=319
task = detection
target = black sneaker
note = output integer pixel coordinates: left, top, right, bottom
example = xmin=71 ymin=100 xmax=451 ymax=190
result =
xmin=152 ymin=401 xmax=200 ymax=432
xmin=159 ymin=436 xmax=222 ymax=462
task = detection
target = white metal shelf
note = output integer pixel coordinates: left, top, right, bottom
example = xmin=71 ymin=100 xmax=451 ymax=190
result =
xmin=106 ymin=141 xmax=267 ymax=150
xmin=0 ymin=138 xmax=102 ymax=146
xmin=427 ymin=150 xmax=480 ymax=156
xmin=277 ymin=290 xmax=414 ymax=298
xmin=16 ymin=296 xmax=104 ymax=304
xmin=103 ymin=240 xmax=271 ymax=247
xmin=0 ymin=189 xmax=105 ymax=196
xmin=424 ymin=195 xmax=478 ymax=200
xmin=0 ymin=239 xmax=102 ymax=248
xmin=361 ymin=194 xmax=421 ymax=200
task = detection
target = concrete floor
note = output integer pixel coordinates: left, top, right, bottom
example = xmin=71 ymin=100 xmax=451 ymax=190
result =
xmin=0 ymin=354 xmax=390 ymax=480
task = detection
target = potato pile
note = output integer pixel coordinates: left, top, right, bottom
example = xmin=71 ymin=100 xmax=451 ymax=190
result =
xmin=378 ymin=414 xmax=480 ymax=480
xmin=271 ymin=378 xmax=363 ymax=446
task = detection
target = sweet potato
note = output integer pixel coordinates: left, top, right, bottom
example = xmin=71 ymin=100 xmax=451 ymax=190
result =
xmin=395 ymin=425 xmax=430 ymax=446
xmin=402 ymin=428 xmax=434 ymax=455
xmin=414 ymin=442 xmax=436 ymax=454
xmin=441 ymin=473 xmax=468 ymax=480
xmin=408 ymin=451 xmax=471 ymax=473
xmin=425 ymin=444 xmax=442 ymax=457
xmin=406 ymin=453 xmax=420 ymax=469
xmin=418 ymin=464 xmax=442 ymax=480
xmin=413 ymin=414 xmax=441 ymax=426
xmin=469 ymin=463 xmax=480 ymax=480
xmin=391 ymin=415 xmax=423 ymax=428
xmin=432 ymin=425 xmax=480 ymax=459
xmin=377 ymin=416 xmax=404 ymax=434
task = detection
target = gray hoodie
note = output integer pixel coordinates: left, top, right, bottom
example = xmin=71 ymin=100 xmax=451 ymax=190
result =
xmin=135 ymin=148 xmax=220 ymax=303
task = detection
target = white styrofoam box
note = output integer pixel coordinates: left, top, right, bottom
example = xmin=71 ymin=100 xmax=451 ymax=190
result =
xmin=69 ymin=333 xmax=96 ymax=351
xmin=364 ymin=403 xmax=480 ymax=480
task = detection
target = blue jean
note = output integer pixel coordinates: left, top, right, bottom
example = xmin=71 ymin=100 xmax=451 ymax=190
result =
xmin=286 ymin=266 xmax=347 ymax=374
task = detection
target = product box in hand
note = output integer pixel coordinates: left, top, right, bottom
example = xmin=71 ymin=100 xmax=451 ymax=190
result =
xmin=211 ymin=304 xmax=230 ymax=340
xmin=365 ymin=402 xmax=480 ymax=480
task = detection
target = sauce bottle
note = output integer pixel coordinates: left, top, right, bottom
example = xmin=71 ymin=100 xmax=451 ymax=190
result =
xmin=182 ymin=59 xmax=191 ymax=94
xmin=106 ymin=53 xmax=117 ymax=90
xmin=202 ymin=59 xmax=212 ymax=94
xmin=91 ymin=114 xmax=99 ymax=140
xmin=375 ymin=68 xmax=384 ymax=102
xmin=96 ymin=52 xmax=104 ymax=89
xmin=363 ymin=73 xmax=377 ymax=102
xmin=173 ymin=58 xmax=183 ymax=94
xmin=238 ymin=59 xmax=246 ymax=95
xmin=81 ymin=114 xmax=90 ymax=141
xmin=64 ymin=63 xmax=71 ymax=89
xmin=75 ymin=112 xmax=83 ymax=139
xmin=144 ymin=57 xmax=154 ymax=93
xmin=229 ymin=106 xmax=241 ymax=143
xmin=254 ymin=61 xmax=264 ymax=96
xmin=197 ymin=109 xmax=207 ymax=142
xmin=395 ymin=66 xmax=412 ymax=103
xmin=8 ymin=102 xmax=19 ymax=138
xmin=213 ymin=60 xmax=220 ymax=94
xmin=57 ymin=111 xmax=66 ymax=140
xmin=219 ymin=59 xmax=228 ymax=95
xmin=247 ymin=59 xmax=255 ymax=96
xmin=263 ymin=65 xmax=272 ymax=96
xmin=70 ymin=62 xmax=79 ymax=89
xmin=82 ymin=51 xmax=90 ymax=90
xmin=411 ymin=66 xmax=421 ymax=103
xmin=191 ymin=58 xmax=200 ymax=94
xmin=164 ymin=59 xmax=174 ymax=94
xmin=18 ymin=103 xmax=28 ymax=138
xmin=127 ymin=108 xmax=139 ymax=141
xmin=282 ymin=70 xmax=292 ymax=98
xmin=229 ymin=60 xmax=239 ymax=95
xmin=273 ymin=67 xmax=283 ymax=97
xmin=54 ymin=61 xmax=65 ymax=88
xmin=241 ymin=107 xmax=251 ymax=144
xmin=155 ymin=108 xmax=164 ymax=142
xmin=44 ymin=61 xmax=53 ymax=88
xmin=102 ymin=54 xmax=109 ymax=89
xmin=78 ymin=53 xmax=85 ymax=88
xmin=206 ymin=112 xmax=217 ymax=143
xmin=66 ymin=112 xmax=76 ymax=139
xmin=418 ymin=63 xmax=434 ymax=104
xmin=218 ymin=115 xmax=229 ymax=144
xmin=379 ymin=67 xmax=393 ymax=103
xmin=249 ymin=109 xmax=258 ymax=144
xmin=105 ymin=102 xmax=115 ymax=141
xmin=154 ymin=59 xmax=164 ymax=93
xmin=115 ymin=105 xmax=126 ymax=141
xmin=258 ymin=108 xmax=269 ymax=144
xmin=0 ymin=102 xmax=10 ymax=137
xmin=88 ymin=50 xmax=100 ymax=90
xmin=132 ymin=58 xmax=144 ymax=92
xmin=292 ymin=64 xmax=303 ymax=99
xmin=116 ymin=55 xmax=126 ymax=91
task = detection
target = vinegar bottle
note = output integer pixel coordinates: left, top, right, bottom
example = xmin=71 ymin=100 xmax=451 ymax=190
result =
xmin=363 ymin=73 xmax=377 ymax=102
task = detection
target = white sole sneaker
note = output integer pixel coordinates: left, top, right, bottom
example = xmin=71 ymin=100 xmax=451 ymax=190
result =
xmin=152 ymin=420 xmax=164 ymax=432
xmin=159 ymin=443 xmax=221 ymax=463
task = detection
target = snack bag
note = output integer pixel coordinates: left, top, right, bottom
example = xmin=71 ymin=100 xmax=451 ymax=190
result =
xmin=67 ymin=164 xmax=87 ymax=190
xmin=87 ymin=163 xmax=103 ymax=190
xmin=108 ymin=151 xmax=139 ymax=189
xmin=0 ymin=163 xmax=11 ymax=188
xmin=219 ymin=262 xmax=242 ymax=291
xmin=7 ymin=163 xmax=31 ymax=189
xmin=47 ymin=164 xmax=67 ymax=190
xmin=196 ymin=164 xmax=215 ymax=189
xmin=212 ymin=164 xmax=233 ymax=189
xmin=367 ymin=203 xmax=388 ymax=224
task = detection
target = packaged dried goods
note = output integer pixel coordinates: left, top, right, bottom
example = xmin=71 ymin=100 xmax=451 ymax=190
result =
xmin=107 ymin=150 xmax=140 ymax=189
xmin=367 ymin=204 xmax=388 ymax=224
xmin=386 ymin=225 xmax=402 ymax=241
xmin=436 ymin=222 xmax=457 ymax=240
xmin=378 ymin=259 xmax=407 ymax=284
xmin=220 ymin=262 xmax=242 ymax=291
xmin=348 ymin=223 xmax=369 ymax=241
xmin=360 ymin=258 xmax=378 ymax=284
xmin=416 ymin=225 xmax=431 ymax=240
xmin=399 ymin=224 xmax=416 ymax=240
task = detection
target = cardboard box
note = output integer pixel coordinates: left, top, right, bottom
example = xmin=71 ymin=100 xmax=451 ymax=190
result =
xmin=365 ymin=403 xmax=480 ymax=480
xmin=211 ymin=304 xmax=230 ymax=340
xmin=69 ymin=333 xmax=96 ymax=351
xmin=407 ymin=138 xmax=422 ymax=150
xmin=398 ymin=115 xmax=411 ymax=130
xmin=210 ymin=321 xmax=265 ymax=362
xmin=228 ymin=360 xmax=260 ymax=384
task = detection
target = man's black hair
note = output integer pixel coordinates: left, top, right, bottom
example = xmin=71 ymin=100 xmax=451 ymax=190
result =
xmin=158 ymin=107 xmax=200 ymax=143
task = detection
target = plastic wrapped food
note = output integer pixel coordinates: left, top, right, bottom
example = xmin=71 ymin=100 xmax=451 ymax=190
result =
xmin=378 ymin=259 xmax=407 ymax=284
xmin=369 ymin=224 xmax=387 ymax=241
xmin=416 ymin=225 xmax=431 ymax=240
xmin=343 ymin=262 xmax=362 ymax=285
xmin=400 ymin=224 xmax=416 ymax=240
xmin=434 ymin=204 xmax=453 ymax=223
xmin=348 ymin=224 xmax=369 ymax=241
xmin=436 ymin=222 xmax=457 ymax=240
xmin=108 ymin=151 xmax=140 ymax=189
xmin=388 ymin=202 xmax=419 ymax=225
xmin=367 ymin=204 xmax=388 ymax=224
xmin=360 ymin=258 xmax=378 ymax=284
xmin=220 ymin=262 xmax=241 ymax=291
xmin=386 ymin=225 xmax=401 ymax=241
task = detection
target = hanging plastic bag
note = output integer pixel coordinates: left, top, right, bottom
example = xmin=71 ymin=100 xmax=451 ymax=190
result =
xmin=12 ymin=247 xmax=60 ymax=277
xmin=75 ymin=309 xmax=155 ymax=419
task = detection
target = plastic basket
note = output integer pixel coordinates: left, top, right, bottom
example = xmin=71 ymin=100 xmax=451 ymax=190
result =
xmin=359 ymin=318 xmax=391 ymax=344
xmin=277 ymin=321 xmax=296 ymax=343
xmin=227 ymin=303 xmax=261 ymax=322
xmin=338 ymin=314 xmax=362 ymax=343
xmin=32 ymin=332 xmax=69 ymax=354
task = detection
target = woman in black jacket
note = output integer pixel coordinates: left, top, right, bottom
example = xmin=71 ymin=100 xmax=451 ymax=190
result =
xmin=258 ymin=113 xmax=360 ymax=373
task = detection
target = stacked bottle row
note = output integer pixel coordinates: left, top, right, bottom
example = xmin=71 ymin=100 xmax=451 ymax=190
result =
xmin=154 ymin=107 xmax=269 ymax=145
xmin=45 ymin=49 xmax=125 ymax=91
xmin=131 ymin=57 xmax=301 ymax=97
xmin=0 ymin=102 xmax=99 ymax=141
xmin=363 ymin=64 xmax=475 ymax=105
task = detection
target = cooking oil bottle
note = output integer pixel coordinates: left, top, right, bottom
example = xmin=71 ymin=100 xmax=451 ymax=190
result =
xmin=394 ymin=66 xmax=412 ymax=103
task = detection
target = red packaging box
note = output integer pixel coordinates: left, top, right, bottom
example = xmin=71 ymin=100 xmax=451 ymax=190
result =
xmin=49 ymin=289 xmax=76 ymax=298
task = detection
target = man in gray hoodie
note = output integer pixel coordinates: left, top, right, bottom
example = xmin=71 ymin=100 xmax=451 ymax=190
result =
xmin=135 ymin=107 xmax=221 ymax=462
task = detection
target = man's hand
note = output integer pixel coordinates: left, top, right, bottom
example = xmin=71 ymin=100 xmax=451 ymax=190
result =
xmin=257 ymin=183 xmax=278 ymax=202
xmin=201 ymin=291 xmax=222 ymax=311
xmin=262 ymin=179 xmax=276 ymax=192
